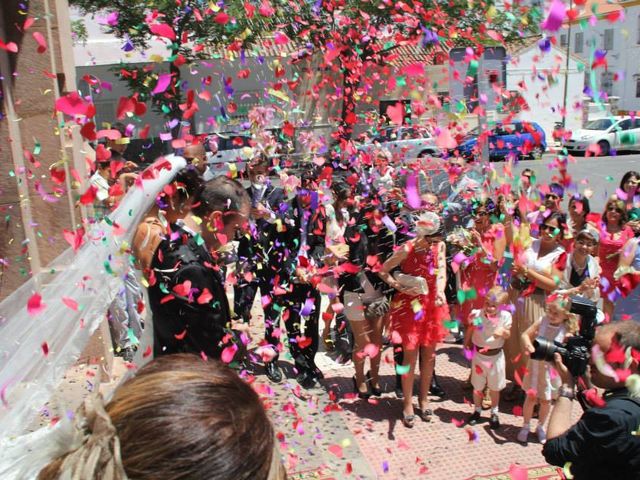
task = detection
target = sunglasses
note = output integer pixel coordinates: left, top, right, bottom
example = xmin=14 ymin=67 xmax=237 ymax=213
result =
xmin=540 ymin=224 xmax=557 ymax=233
xmin=607 ymin=206 xmax=623 ymax=213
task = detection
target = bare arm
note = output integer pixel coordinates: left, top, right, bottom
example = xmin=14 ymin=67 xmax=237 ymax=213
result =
xmin=521 ymin=318 xmax=541 ymax=353
xmin=546 ymin=353 xmax=576 ymax=439
xmin=492 ymin=225 xmax=507 ymax=263
xmin=132 ymin=218 xmax=165 ymax=271
xmin=436 ymin=240 xmax=447 ymax=296
xmin=513 ymin=262 xmax=561 ymax=292
xmin=619 ymin=237 xmax=639 ymax=269
xmin=379 ymin=244 xmax=410 ymax=291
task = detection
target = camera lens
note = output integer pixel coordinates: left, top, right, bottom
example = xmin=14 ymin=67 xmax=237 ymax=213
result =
xmin=531 ymin=338 xmax=564 ymax=362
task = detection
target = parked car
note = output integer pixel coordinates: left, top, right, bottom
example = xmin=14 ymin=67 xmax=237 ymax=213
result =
xmin=562 ymin=116 xmax=640 ymax=156
xmin=204 ymin=132 xmax=253 ymax=175
xmin=453 ymin=121 xmax=546 ymax=161
xmin=357 ymin=125 xmax=442 ymax=160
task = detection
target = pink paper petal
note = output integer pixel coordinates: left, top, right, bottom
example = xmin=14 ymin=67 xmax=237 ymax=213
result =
xmin=152 ymin=73 xmax=172 ymax=94
xmin=541 ymin=0 xmax=566 ymax=32
xmin=27 ymin=292 xmax=45 ymax=316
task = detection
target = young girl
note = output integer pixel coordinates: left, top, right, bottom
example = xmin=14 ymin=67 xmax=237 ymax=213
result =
xmin=518 ymin=295 xmax=578 ymax=444
xmin=379 ymin=211 xmax=449 ymax=427
xmin=464 ymin=287 xmax=512 ymax=429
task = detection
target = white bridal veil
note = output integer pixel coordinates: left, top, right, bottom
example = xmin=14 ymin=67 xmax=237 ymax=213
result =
xmin=0 ymin=155 xmax=186 ymax=478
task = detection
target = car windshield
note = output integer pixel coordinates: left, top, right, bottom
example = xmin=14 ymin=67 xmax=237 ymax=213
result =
xmin=584 ymin=119 xmax=613 ymax=130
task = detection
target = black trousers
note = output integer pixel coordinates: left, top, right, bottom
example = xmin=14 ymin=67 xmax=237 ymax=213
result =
xmin=236 ymin=277 xmax=320 ymax=373
xmin=278 ymin=283 xmax=321 ymax=374
xmin=234 ymin=279 xmax=258 ymax=323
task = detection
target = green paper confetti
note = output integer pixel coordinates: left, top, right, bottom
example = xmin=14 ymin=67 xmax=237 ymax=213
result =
xmin=103 ymin=261 xmax=113 ymax=275
xmin=467 ymin=60 xmax=478 ymax=77
xmin=395 ymin=363 xmax=411 ymax=375
xmin=444 ymin=320 xmax=458 ymax=330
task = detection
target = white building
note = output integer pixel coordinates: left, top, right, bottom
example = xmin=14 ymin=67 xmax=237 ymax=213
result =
xmin=556 ymin=0 xmax=640 ymax=113
xmin=505 ymin=40 xmax=584 ymax=139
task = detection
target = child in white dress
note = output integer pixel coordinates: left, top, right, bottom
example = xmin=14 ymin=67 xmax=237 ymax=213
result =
xmin=518 ymin=295 xmax=578 ymax=444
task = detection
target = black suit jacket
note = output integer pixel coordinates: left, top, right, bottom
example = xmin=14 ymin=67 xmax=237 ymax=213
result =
xmin=237 ymin=184 xmax=288 ymax=281
xmin=148 ymin=225 xmax=230 ymax=359
xmin=280 ymin=196 xmax=326 ymax=283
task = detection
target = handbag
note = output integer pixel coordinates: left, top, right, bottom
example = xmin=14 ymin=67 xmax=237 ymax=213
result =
xmin=364 ymin=295 xmax=390 ymax=320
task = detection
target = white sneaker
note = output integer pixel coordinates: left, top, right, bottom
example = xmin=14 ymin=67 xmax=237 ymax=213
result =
xmin=517 ymin=426 xmax=530 ymax=443
xmin=536 ymin=426 xmax=547 ymax=444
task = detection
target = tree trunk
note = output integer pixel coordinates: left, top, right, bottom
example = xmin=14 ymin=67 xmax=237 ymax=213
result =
xmin=339 ymin=69 xmax=360 ymax=141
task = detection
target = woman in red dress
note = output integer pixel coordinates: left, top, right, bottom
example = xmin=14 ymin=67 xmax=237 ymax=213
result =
xmin=458 ymin=199 xmax=506 ymax=336
xmin=599 ymin=196 xmax=634 ymax=319
xmin=379 ymin=211 xmax=449 ymax=427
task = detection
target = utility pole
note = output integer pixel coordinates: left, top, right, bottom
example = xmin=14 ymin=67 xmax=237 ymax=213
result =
xmin=477 ymin=53 xmax=490 ymax=164
xmin=561 ymin=0 xmax=574 ymax=130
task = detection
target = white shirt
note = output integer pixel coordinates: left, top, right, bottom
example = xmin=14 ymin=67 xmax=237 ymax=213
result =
xmin=470 ymin=309 xmax=513 ymax=349
xmin=324 ymin=203 xmax=349 ymax=246
xmin=524 ymin=239 xmax=565 ymax=274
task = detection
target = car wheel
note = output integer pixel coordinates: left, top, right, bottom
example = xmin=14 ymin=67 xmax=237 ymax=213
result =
xmin=418 ymin=150 xmax=434 ymax=158
xmin=597 ymin=140 xmax=610 ymax=156
xmin=531 ymin=146 xmax=544 ymax=160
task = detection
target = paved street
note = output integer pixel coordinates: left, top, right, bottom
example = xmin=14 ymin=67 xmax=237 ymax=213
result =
xmin=510 ymin=152 xmax=640 ymax=212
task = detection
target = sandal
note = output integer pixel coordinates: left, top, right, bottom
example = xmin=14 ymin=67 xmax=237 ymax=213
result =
xmin=366 ymin=371 xmax=383 ymax=396
xmin=352 ymin=376 xmax=371 ymax=399
xmin=402 ymin=413 xmax=416 ymax=428
xmin=419 ymin=408 xmax=433 ymax=423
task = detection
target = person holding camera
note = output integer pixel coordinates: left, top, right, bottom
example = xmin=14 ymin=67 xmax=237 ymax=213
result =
xmin=543 ymin=321 xmax=640 ymax=479
xmin=518 ymin=295 xmax=579 ymax=444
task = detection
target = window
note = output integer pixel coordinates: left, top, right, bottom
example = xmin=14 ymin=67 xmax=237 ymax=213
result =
xmin=584 ymin=118 xmax=613 ymax=130
xmin=616 ymin=119 xmax=632 ymax=131
xmin=636 ymin=77 xmax=640 ymax=98
xmin=604 ymin=29 xmax=614 ymax=50
xmin=560 ymin=34 xmax=568 ymax=47
xmin=575 ymin=32 xmax=584 ymax=53
xmin=601 ymin=72 xmax=614 ymax=96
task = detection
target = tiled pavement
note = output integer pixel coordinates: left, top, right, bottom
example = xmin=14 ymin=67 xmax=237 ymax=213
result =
xmin=258 ymin=342 xmax=572 ymax=480
xmin=45 ymin=294 xmax=575 ymax=480
xmin=246 ymin=301 xmax=578 ymax=480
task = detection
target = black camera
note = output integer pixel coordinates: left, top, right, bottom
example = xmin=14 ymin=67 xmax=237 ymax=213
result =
xmin=531 ymin=296 xmax=598 ymax=377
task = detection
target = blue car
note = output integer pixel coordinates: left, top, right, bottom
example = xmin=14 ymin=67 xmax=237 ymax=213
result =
xmin=453 ymin=121 xmax=547 ymax=161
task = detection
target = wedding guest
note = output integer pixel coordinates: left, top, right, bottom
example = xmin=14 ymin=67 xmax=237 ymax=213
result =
xmin=379 ymin=211 xmax=449 ymax=427
xmin=598 ymin=197 xmax=634 ymax=320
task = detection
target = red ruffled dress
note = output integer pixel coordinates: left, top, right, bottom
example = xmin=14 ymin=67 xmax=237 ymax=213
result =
xmin=389 ymin=243 xmax=449 ymax=350
xmin=598 ymin=224 xmax=634 ymax=297
xmin=458 ymin=224 xmax=503 ymax=324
